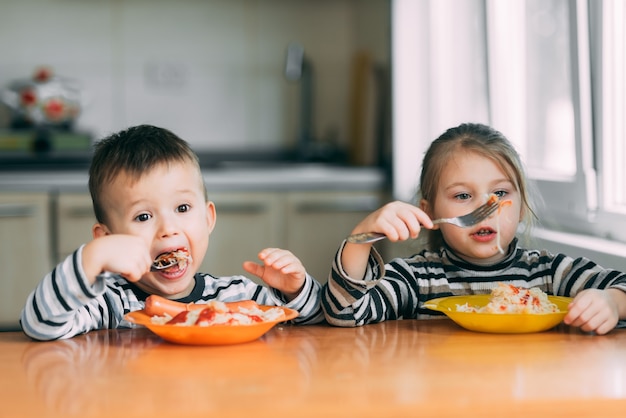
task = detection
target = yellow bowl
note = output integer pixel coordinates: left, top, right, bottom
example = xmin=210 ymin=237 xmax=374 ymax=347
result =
xmin=423 ymin=295 xmax=573 ymax=334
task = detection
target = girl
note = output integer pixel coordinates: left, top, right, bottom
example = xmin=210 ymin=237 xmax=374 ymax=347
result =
xmin=322 ymin=123 xmax=626 ymax=335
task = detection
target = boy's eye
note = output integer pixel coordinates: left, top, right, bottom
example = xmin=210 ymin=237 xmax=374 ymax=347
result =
xmin=176 ymin=204 xmax=191 ymax=213
xmin=135 ymin=213 xmax=151 ymax=222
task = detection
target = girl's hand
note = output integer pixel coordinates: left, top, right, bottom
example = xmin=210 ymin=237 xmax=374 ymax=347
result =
xmin=243 ymin=248 xmax=307 ymax=301
xmin=82 ymin=234 xmax=153 ymax=284
xmin=563 ymin=288 xmax=624 ymax=335
xmin=350 ymin=201 xmax=434 ymax=242
xmin=340 ymin=201 xmax=434 ymax=281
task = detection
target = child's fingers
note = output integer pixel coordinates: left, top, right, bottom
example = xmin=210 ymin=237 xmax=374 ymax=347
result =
xmin=267 ymin=253 xmax=300 ymax=272
xmin=593 ymin=318 xmax=615 ymax=335
xmin=366 ymin=203 xmax=431 ymax=241
xmin=564 ymin=293 xmax=594 ymax=325
xmin=242 ymin=261 xmax=264 ymax=278
xmin=257 ymin=247 xmax=283 ymax=261
xmin=564 ymin=293 xmax=617 ymax=334
xmin=259 ymin=248 xmax=293 ymax=265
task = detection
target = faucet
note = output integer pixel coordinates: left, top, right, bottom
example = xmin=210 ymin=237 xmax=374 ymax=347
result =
xmin=285 ymin=42 xmax=315 ymax=161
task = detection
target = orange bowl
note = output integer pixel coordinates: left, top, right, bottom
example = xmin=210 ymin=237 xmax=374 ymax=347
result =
xmin=124 ymin=305 xmax=298 ymax=345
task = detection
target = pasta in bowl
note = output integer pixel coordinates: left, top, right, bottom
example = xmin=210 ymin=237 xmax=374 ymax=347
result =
xmin=125 ymin=298 xmax=298 ymax=345
xmin=423 ymin=284 xmax=573 ymax=334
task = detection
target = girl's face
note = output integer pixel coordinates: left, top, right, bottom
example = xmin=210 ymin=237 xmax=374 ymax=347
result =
xmin=422 ymin=151 xmax=523 ymax=264
xmin=96 ymin=161 xmax=215 ymax=298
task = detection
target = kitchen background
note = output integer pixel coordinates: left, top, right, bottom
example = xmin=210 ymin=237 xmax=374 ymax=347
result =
xmin=0 ymin=0 xmax=392 ymax=329
xmin=2 ymin=0 xmax=626 ymax=330
xmin=0 ymin=0 xmax=390 ymax=165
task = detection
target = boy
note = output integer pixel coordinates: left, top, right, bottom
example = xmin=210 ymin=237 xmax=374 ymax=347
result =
xmin=21 ymin=125 xmax=324 ymax=340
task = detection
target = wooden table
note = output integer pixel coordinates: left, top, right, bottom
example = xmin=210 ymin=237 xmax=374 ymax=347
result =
xmin=2 ymin=319 xmax=626 ymax=418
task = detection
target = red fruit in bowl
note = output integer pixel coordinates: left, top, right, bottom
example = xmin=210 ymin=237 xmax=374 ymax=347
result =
xmin=20 ymin=89 xmax=37 ymax=107
xmin=43 ymin=98 xmax=65 ymax=120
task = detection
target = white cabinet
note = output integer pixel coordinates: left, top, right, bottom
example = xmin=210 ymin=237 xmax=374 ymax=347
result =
xmin=0 ymin=193 xmax=52 ymax=329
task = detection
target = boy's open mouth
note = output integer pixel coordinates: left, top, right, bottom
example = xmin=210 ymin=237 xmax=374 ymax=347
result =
xmin=152 ymin=248 xmax=193 ymax=272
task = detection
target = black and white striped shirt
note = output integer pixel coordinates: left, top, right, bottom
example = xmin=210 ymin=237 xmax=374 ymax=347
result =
xmin=322 ymin=238 xmax=626 ymax=327
xmin=21 ymin=245 xmax=325 ymax=341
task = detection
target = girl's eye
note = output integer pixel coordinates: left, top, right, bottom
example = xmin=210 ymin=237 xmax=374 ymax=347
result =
xmin=176 ymin=204 xmax=191 ymax=213
xmin=135 ymin=213 xmax=151 ymax=222
xmin=454 ymin=193 xmax=471 ymax=201
xmin=493 ymin=190 xmax=508 ymax=198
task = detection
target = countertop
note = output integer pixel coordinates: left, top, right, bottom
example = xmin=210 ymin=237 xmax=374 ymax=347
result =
xmin=3 ymin=319 xmax=626 ymax=417
xmin=0 ymin=163 xmax=388 ymax=193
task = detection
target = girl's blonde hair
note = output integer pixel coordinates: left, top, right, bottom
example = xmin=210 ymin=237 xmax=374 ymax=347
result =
xmin=417 ymin=123 xmax=537 ymax=249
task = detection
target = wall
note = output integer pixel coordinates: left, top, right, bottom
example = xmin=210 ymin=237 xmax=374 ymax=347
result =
xmin=391 ymin=0 xmax=489 ymax=202
xmin=0 ymin=0 xmax=389 ymax=153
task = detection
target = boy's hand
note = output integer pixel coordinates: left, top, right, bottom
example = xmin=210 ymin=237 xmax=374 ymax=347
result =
xmin=243 ymin=248 xmax=306 ymax=301
xmin=563 ymin=288 xmax=624 ymax=335
xmin=82 ymin=234 xmax=153 ymax=284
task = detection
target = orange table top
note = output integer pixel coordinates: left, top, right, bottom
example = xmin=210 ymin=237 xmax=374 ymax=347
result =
xmin=2 ymin=319 xmax=626 ymax=417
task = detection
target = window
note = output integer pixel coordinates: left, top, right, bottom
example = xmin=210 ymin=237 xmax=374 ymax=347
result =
xmin=487 ymin=0 xmax=626 ymax=242
xmin=392 ymin=0 xmax=626 ymax=246
xmin=486 ymin=0 xmax=596 ymax=233
xmin=593 ymin=0 xmax=626 ymax=241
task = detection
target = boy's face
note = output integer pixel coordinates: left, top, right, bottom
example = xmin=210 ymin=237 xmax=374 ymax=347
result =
xmin=95 ymin=161 xmax=215 ymax=298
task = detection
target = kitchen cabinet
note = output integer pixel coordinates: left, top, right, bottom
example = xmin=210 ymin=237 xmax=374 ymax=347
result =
xmin=204 ymin=190 xmax=385 ymax=284
xmin=285 ymin=191 xmax=383 ymax=282
xmin=0 ymin=193 xmax=52 ymax=330
xmin=200 ymin=192 xmax=285 ymax=283
xmin=55 ymin=193 xmax=96 ymax=262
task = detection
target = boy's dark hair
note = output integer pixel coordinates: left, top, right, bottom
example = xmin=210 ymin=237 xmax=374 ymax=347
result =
xmin=88 ymin=124 xmax=204 ymax=224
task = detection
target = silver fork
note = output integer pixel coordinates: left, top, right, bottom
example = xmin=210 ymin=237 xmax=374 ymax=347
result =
xmin=346 ymin=198 xmax=501 ymax=244
xmin=96 ymin=259 xmax=180 ymax=281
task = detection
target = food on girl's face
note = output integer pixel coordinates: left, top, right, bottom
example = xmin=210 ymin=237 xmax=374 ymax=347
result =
xmin=456 ymin=283 xmax=559 ymax=314
xmin=149 ymin=299 xmax=286 ymax=326
xmin=486 ymin=193 xmax=499 ymax=206
xmin=153 ymin=248 xmax=192 ymax=270
xmin=490 ymin=194 xmax=512 ymax=254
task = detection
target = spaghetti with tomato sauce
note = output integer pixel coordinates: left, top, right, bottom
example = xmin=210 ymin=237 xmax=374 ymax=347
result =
xmin=491 ymin=194 xmax=513 ymax=254
xmin=456 ymin=283 xmax=559 ymax=314
xmin=150 ymin=300 xmax=285 ymax=326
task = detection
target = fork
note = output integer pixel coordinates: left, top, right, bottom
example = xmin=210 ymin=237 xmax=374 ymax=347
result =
xmin=96 ymin=259 xmax=180 ymax=281
xmin=346 ymin=198 xmax=501 ymax=244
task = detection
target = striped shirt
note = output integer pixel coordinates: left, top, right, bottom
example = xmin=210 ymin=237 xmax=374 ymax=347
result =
xmin=322 ymin=238 xmax=626 ymax=327
xmin=21 ymin=245 xmax=325 ymax=341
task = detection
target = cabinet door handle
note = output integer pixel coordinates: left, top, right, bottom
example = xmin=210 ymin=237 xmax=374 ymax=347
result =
xmin=294 ymin=198 xmax=381 ymax=214
xmin=216 ymin=203 xmax=267 ymax=214
xmin=0 ymin=204 xmax=35 ymax=218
